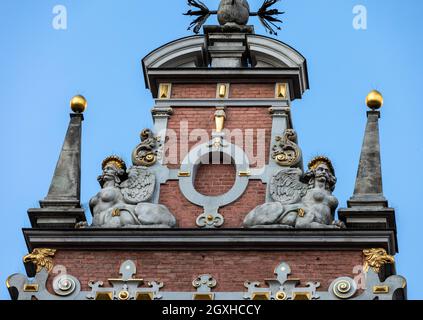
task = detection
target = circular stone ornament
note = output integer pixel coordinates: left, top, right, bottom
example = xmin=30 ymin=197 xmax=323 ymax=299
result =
xmin=118 ymin=290 xmax=130 ymax=301
xmin=330 ymin=277 xmax=357 ymax=300
xmin=53 ymin=275 xmax=78 ymax=296
xmin=276 ymin=291 xmax=287 ymax=300
xmin=179 ymin=141 xmax=251 ymax=228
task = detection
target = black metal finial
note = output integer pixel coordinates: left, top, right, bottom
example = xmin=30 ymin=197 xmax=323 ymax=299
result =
xmin=183 ymin=0 xmax=284 ymax=35
xmin=184 ymin=0 xmax=216 ymax=34
xmin=251 ymin=0 xmax=284 ymax=35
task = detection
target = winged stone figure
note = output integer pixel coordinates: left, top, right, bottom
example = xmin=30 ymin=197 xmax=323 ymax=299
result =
xmin=120 ymin=166 xmax=156 ymax=204
xmin=86 ymin=156 xmax=176 ymax=229
xmin=269 ymin=168 xmax=307 ymax=204
xmin=244 ymin=157 xmax=346 ymax=229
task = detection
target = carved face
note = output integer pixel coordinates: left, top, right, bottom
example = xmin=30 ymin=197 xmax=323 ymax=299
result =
xmin=102 ymin=164 xmax=119 ymax=181
xmin=315 ymin=164 xmax=330 ymax=182
xmin=303 ymin=162 xmax=337 ymax=192
xmin=99 ymin=163 xmax=124 ymax=187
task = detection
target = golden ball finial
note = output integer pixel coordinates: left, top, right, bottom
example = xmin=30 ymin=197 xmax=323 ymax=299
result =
xmin=70 ymin=95 xmax=87 ymax=113
xmin=366 ymin=90 xmax=383 ymax=110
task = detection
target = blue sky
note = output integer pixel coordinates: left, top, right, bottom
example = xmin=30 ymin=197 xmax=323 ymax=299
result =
xmin=0 ymin=0 xmax=422 ymax=300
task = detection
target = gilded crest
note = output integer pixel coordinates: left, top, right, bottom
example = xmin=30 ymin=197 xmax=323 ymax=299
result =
xmin=23 ymin=248 xmax=56 ymax=274
xmin=271 ymin=129 xmax=302 ymax=167
xmin=363 ymin=248 xmax=395 ymax=274
xmin=132 ymin=129 xmax=161 ymax=167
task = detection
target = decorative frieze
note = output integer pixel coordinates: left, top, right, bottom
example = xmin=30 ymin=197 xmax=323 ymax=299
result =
xmin=7 ymin=250 xmax=406 ymax=300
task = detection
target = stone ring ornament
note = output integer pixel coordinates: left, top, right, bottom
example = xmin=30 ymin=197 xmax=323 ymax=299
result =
xmin=118 ymin=290 xmax=130 ymax=301
xmin=178 ymin=141 xmax=250 ymax=228
xmin=329 ymin=277 xmax=357 ymax=300
xmin=276 ymin=291 xmax=287 ymax=300
xmin=53 ymin=274 xmax=79 ymax=297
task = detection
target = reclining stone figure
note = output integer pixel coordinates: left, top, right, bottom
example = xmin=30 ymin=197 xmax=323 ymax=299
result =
xmin=244 ymin=156 xmax=345 ymax=229
xmin=86 ymin=156 xmax=176 ymax=228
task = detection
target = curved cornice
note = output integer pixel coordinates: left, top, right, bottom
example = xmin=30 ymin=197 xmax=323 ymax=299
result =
xmin=142 ymin=34 xmax=309 ymax=99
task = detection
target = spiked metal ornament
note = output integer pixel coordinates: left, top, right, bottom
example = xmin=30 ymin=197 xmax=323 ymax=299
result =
xmin=184 ymin=0 xmax=284 ymax=35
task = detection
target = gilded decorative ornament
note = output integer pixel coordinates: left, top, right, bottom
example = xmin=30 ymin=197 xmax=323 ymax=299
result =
xmin=132 ymin=129 xmax=161 ymax=167
xmin=70 ymin=95 xmax=87 ymax=113
xmin=363 ymin=248 xmax=395 ymax=274
xmin=244 ymin=262 xmax=320 ymax=300
xmin=214 ymin=107 xmax=227 ymax=133
xmin=87 ymin=260 xmax=164 ymax=300
xmin=373 ymin=286 xmax=390 ymax=294
xmin=102 ymin=155 xmax=127 ymax=172
xmin=366 ymin=90 xmax=383 ymax=110
xmin=112 ymin=208 xmax=121 ymax=217
xmin=23 ymin=284 xmax=39 ymax=292
xmin=23 ymin=248 xmax=57 ymax=274
xmin=6 ymin=259 xmax=407 ymax=300
xmin=308 ymin=156 xmax=335 ymax=176
xmin=272 ymin=129 xmax=302 ymax=167
xmin=276 ymin=291 xmax=287 ymax=300
xmin=118 ymin=290 xmax=130 ymax=300
xmin=330 ymin=277 xmax=357 ymax=299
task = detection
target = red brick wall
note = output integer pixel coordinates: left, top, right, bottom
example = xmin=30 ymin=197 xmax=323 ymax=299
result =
xmin=164 ymin=106 xmax=215 ymax=169
xmin=164 ymin=106 xmax=272 ymax=168
xmin=160 ymin=107 xmax=272 ymax=228
xmin=160 ymin=180 xmax=266 ymax=228
xmin=160 ymin=83 xmax=276 ymax=227
xmin=51 ymin=251 xmax=363 ymax=293
xmin=194 ymin=164 xmax=236 ymax=196
xmin=171 ymin=84 xmax=217 ymax=99
xmin=170 ymin=83 xmax=276 ymax=99
xmin=159 ymin=181 xmax=199 ymax=227
xmin=220 ymin=181 xmax=267 ymax=227
xmin=230 ymin=83 xmax=275 ymax=98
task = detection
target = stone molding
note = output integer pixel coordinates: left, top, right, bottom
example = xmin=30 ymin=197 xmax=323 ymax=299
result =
xmin=23 ymin=229 xmax=397 ymax=255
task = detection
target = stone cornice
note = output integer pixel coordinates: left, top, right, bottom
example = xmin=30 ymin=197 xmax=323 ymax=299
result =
xmin=154 ymin=98 xmax=290 ymax=108
xmin=146 ymin=68 xmax=305 ymax=100
xmin=23 ymin=229 xmax=397 ymax=255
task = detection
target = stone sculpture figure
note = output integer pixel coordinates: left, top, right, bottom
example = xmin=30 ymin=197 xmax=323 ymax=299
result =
xmin=87 ymin=156 xmax=176 ymax=228
xmin=217 ymin=0 xmax=250 ymax=27
xmin=244 ymin=156 xmax=346 ymax=229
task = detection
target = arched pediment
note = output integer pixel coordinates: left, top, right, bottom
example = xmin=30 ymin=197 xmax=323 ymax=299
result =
xmin=143 ymin=34 xmax=307 ymax=70
xmin=142 ymin=34 xmax=309 ymax=99
xmin=247 ymin=35 xmax=307 ymax=69
xmin=142 ymin=36 xmax=207 ymax=69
